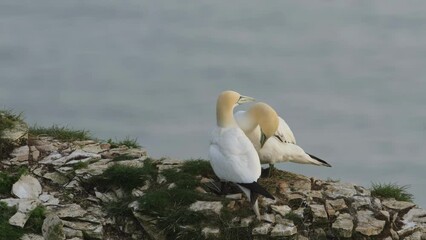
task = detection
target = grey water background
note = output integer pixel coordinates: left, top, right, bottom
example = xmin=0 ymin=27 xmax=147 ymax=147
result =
xmin=1 ymin=0 xmax=426 ymax=207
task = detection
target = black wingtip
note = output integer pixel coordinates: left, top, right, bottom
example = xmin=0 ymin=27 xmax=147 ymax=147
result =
xmin=238 ymin=182 xmax=274 ymax=200
xmin=308 ymin=153 xmax=332 ymax=167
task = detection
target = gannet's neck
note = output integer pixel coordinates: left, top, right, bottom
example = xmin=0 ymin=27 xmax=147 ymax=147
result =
xmin=247 ymin=102 xmax=279 ymax=136
xmin=217 ymin=100 xmax=237 ymax=128
xmin=216 ymin=90 xmax=255 ymax=128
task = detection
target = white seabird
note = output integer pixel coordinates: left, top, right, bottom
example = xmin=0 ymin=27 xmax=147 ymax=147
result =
xmin=234 ymin=102 xmax=331 ymax=176
xmin=208 ymin=91 xmax=275 ymax=219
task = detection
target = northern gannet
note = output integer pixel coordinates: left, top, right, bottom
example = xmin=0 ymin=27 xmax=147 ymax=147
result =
xmin=235 ymin=102 xmax=331 ymax=177
xmin=209 ymin=91 xmax=275 ymax=219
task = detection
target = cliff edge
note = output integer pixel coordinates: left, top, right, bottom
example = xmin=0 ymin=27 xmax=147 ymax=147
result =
xmin=1 ymin=115 xmax=425 ymax=240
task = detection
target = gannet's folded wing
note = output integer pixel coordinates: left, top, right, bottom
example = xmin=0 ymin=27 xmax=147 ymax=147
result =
xmin=275 ymin=117 xmax=296 ymax=144
xmin=209 ymin=128 xmax=261 ymax=183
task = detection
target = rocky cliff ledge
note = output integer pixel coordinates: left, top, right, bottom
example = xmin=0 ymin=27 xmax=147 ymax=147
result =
xmin=1 ymin=116 xmax=426 ymax=240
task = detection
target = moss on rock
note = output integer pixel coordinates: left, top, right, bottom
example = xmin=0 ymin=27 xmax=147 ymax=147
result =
xmin=0 ymin=110 xmax=27 ymax=159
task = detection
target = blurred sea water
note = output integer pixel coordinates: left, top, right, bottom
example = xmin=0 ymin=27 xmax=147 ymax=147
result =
xmin=1 ymin=0 xmax=425 ymax=207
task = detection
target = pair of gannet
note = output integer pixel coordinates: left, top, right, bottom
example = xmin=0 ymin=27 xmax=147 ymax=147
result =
xmin=209 ymin=90 xmax=331 ymax=219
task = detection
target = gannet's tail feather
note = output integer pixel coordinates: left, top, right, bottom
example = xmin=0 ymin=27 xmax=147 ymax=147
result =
xmin=238 ymin=181 xmax=274 ymax=199
xmin=307 ymin=153 xmax=332 ymax=167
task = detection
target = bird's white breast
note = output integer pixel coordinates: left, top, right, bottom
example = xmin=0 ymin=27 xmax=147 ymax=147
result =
xmin=209 ymin=127 xmax=261 ymax=183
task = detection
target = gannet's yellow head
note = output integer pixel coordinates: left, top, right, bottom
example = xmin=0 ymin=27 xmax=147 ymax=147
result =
xmin=216 ymin=90 xmax=255 ymax=127
xmin=248 ymin=102 xmax=279 ymax=148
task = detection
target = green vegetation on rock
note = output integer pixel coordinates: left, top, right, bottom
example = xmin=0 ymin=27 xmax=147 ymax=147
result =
xmin=140 ymin=188 xmax=200 ymax=215
xmin=0 ymin=202 xmax=25 ymax=240
xmin=371 ymin=182 xmax=413 ymax=202
xmin=107 ymin=137 xmax=140 ymax=149
xmin=0 ymin=110 xmax=23 ymax=159
xmin=24 ymin=206 xmax=46 ymax=234
xmin=0 ymin=110 xmax=21 ymax=134
xmin=156 ymin=208 xmax=205 ymax=240
xmin=72 ymin=161 xmax=90 ymax=170
xmin=285 ymin=212 xmax=304 ymax=226
xmin=137 ymin=160 xmax=257 ymax=240
xmin=86 ymin=159 xmax=157 ymax=192
xmin=84 ymin=158 xmax=257 ymax=239
xmin=218 ymin=207 xmax=256 ymax=240
xmin=0 ymin=202 xmax=46 ymax=240
xmin=29 ymin=124 xmax=92 ymax=141
xmin=112 ymin=154 xmax=136 ymax=162
xmin=105 ymin=198 xmax=135 ymax=218
xmin=138 ymin=161 xmax=214 ymax=217
xmin=180 ymin=159 xmax=216 ymax=177
xmin=0 ymin=166 xmax=28 ymax=196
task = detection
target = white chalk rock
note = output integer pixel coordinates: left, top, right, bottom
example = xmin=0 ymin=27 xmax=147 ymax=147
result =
xmin=12 ymin=175 xmax=42 ymax=199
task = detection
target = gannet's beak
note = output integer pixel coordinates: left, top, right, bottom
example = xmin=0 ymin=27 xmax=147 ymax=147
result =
xmin=260 ymin=132 xmax=267 ymax=148
xmin=237 ymin=95 xmax=256 ymax=105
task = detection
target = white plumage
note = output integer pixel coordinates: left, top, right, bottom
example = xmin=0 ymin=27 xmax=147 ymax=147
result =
xmin=208 ymin=91 xmax=274 ymax=219
xmin=235 ymin=104 xmax=331 ymax=169
xmin=209 ymin=127 xmax=261 ymax=183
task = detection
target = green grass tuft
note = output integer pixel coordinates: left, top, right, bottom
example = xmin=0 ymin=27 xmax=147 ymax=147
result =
xmin=86 ymin=159 xmax=157 ymax=192
xmin=371 ymin=182 xmax=414 ymax=202
xmin=137 ymin=162 xmax=209 ymax=240
xmin=181 ymin=159 xmax=214 ymax=177
xmin=219 ymin=218 xmax=253 ymax=240
xmin=0 ymin=110 xmax=22 ymax=134
xmin=139 ymin=188 xmax=199 ymax=216
xmin=140 ymin=160 xmax=218 ymax=214
xmin=0 ymin=140 xmax=15 ymax=160
xmin=92 ymin=165 xmax=146 ymax=191
xmin=160 ymin=159 xmax=215 ymax=190
xmin=105 ymin=198 xmax=134 ymax=218
xmin=29 ymin=124 xmax=91 ymax=141
xmin=0 ymin=202 xmax=25 ymax=240
xmin=219 ymin=226 xmax=252 ymax=240
xmin=284 ymin=212 xmax=304 ymax=226
xmin=161 ymin=160 xmax=214 ymax=189
xmin=218 ymin=206 xmax=256 ymax=239
xmin=0 ymin=110 xmax=23 ymax=159
xmin=139 ymin=190 xmax=171 ymax=215
xmin=73 ymin=161 xmax=90 ymax=170
xmin=162 ymin=169 xmax=199 ymax=190
xmin=25 ymin=206 xmax=46 ymax=234
xmin=0 ymin=167 xmax=28 ymax=196
xmin=0 ymin=172 xmax=17 ymax=195
xmin=107 ymin=137 xmax=140 ymax=149
xmin=157 ymin=208 xmax=205 ymax=240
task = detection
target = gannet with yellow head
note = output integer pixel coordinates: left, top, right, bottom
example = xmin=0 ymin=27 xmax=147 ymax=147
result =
xmin=235 ymin=102 xmax=331 ymax=177
xmin=209 ymin=90 xmax=274 ymax=219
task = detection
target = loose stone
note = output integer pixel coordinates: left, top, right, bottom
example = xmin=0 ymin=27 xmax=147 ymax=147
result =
xmin=189 ymin=201 xmax=223 ymax=215
xmin=12 ymin=175 xmax=42 ymax=199
xmin=332 ymin=213 xmax=354 ymax=238
xmin=356 ymin=210 xmax=386 ymax=236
